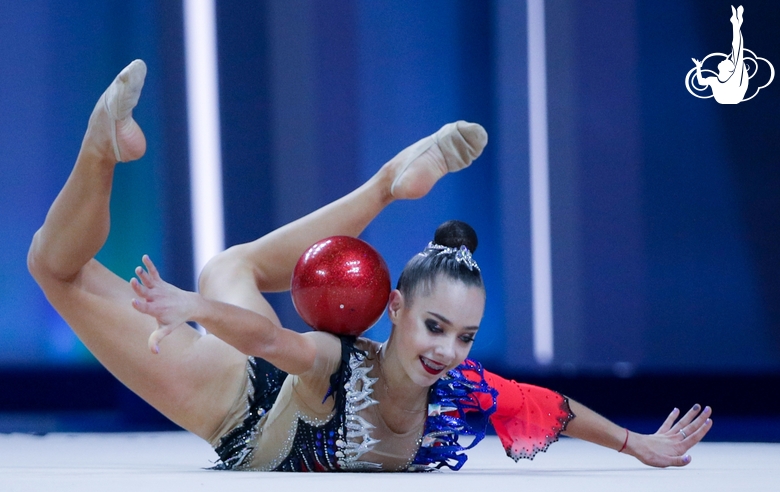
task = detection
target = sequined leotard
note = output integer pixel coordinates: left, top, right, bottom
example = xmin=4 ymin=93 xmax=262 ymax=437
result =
xmin=211 ymin=336 xmax=573 ymax=472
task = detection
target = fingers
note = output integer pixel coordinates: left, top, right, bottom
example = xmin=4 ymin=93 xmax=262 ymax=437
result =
xmin=148 ymin=330 xmax=161 ymax=354
xmin=680 ymin=406 xmax=713 ymax=445
xmin=142 ymin=254 xmax=161 ymax=280
xmin=675 ymin=404 xmax=711 ymax=437
xmin=132 ymin=255 xmax=162 ymax=297
xmin=639 ymin=405 xmax=713 ymax=468
xmin=135 ymin=264 xmax=154 ymax=287
xmin=684 ymin=417 xmax=713 ymax=448
xmin=130 ymin=276 xmax=151 ymax=299
xmin=133 ymin=300 xmax=167 ymax=354
xmin=671 ymin=404 xmax=702 ymax=433
xmin=134 ymin=255 xmax=159 ymax=285
xmin=642 ymin=442 xmax=694 ymax=468
xmin=664 ymin=453 xmax=693 ymax=468
xmin=640 ymin=447 xmax=693 ymax=468
xmin=130 ymin=268 xmax=154 ymax=314
xmin=657 ymin=407 xmax=680 ymax=433
xmin=687 ymin=405 xmax=712 ymax=430
xmin=131 ymin=296 xmax=151 ymax=316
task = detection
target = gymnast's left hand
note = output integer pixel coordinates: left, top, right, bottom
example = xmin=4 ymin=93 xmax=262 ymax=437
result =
xmin=626 ymin=404 xmax=713 ymax=467
xmin=130 ymin=255 xmax=199 ymax=354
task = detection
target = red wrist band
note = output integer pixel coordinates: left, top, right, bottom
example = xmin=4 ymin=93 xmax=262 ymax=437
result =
xmin=618 ymin=428 xmax=629 ymax=453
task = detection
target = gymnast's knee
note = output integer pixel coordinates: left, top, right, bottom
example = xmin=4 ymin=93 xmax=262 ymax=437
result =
xmin=198 ymin=244 xmax=259 ymax=296
xmin=27 ymin=230 xmax=59 ymax=286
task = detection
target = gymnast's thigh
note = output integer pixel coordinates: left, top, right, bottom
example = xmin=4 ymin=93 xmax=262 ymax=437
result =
xmin=36 ymin=259 xmax=250 ymax=439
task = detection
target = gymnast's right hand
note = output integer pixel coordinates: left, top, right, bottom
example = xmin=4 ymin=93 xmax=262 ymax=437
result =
xmin=130 ymin=254 xmax=199 ymax=354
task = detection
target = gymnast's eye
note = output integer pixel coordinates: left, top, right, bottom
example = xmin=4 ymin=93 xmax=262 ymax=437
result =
xmin=425 ymin=319 xmax=442 ymax=333
xmin=459 ymin=334 xmax=475 ymax=344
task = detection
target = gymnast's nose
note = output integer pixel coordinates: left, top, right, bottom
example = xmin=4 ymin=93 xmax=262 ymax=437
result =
xmin=433 ymin=337 xmax=456 ymax=364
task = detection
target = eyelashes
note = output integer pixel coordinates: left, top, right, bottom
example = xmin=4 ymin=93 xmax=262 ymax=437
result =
xmin=425 ymin=319 xmax=442 ymax=333
xmin=425 ymin=318 xmax=475 ymax=344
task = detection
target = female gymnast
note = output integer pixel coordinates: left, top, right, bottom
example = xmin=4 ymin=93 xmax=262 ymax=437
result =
xmin=692 ymin=5 xmax=748 ymax=104
xmin=28 ymin=60 xmax=712 ymax=472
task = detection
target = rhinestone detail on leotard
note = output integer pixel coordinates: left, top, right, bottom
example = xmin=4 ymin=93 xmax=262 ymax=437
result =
xmin=336 ymin=350 xmax=382 ymax=470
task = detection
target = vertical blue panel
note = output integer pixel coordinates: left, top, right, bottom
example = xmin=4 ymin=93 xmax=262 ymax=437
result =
xmin=546 ymin=0 xmax=586 ymax=369
xmin=257 ymin=0 xmax=364 ymax=332
xmin=156 ymin=1 xmax=194 ymax=292
xmin=493 ymin=0 xmax=533 ymax=370
xmin=312 ymin=0 xmax=361 ymax=207
xmin=216 ymin=0 xmax=274 ymax=249
xmin=0 ymin=1 xmax=54 ymax=364
xmin=355 ymin=0 xmax=502 ymax=364
xmin=574 ymin=0 xmax=646 ymax=369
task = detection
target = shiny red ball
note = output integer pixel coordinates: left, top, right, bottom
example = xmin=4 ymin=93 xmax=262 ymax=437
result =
xmin=291 ymin=236 xmax=391 ymax=337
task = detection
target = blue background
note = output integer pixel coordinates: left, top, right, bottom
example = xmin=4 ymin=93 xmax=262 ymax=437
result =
xmin=1 ymin=0 xmax=779 ymax=434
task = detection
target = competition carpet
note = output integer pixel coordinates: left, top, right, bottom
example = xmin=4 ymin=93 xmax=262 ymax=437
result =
xmin=0 ymin=432 xmax=775 ymax=491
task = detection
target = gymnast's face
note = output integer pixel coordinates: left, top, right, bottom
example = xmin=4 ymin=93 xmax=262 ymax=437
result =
xmin=387 ymin=276 xmax=485 ymax=387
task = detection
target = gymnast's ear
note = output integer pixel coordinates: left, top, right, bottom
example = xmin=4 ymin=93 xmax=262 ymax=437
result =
xmin=387 ymin=289 xmax=404 ymax=321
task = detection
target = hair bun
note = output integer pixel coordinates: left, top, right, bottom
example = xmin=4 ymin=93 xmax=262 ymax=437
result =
xmin=433 ymin=220 xmax=478 ymax=253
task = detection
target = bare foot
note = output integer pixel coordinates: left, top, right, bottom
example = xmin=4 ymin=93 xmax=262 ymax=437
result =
xmin=387 ymin=121 xmax=488 ymax=200
xmin=85 ymin=59 xmax=148 ymax=163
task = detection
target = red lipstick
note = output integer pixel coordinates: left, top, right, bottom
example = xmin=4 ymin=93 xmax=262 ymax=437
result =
xmin=420 ymin=356 xmax=445 ymax=375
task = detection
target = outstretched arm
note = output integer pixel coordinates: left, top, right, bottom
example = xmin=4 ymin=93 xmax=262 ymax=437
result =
xmin=130 ymin=255 xmax=318 ymax=374
xmin=465 ymin=369 xmax=712 ymax=467
xmin=692 ymin=58 xmax=711 ymax=87
xmin=563 ymin=399 xmax=713 ymax=467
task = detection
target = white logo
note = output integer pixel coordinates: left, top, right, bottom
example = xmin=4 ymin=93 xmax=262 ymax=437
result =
xmin=685 ymin=5 xmax=774 ymax=104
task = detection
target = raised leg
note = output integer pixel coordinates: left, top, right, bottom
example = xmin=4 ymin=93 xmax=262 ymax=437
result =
xmin=199 ymin=121 xmax=488 ymax=320
xmin=732 ymin=6 xmax=745 ymax=65
xmin=31 ymin=60 xmax=147 ymax=280
xmin=28 ymin=60 xmax=246 ymax=441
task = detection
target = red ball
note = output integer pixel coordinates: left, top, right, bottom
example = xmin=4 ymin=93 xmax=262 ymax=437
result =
xmin=291 ymin=236 xmax=391 ymax=337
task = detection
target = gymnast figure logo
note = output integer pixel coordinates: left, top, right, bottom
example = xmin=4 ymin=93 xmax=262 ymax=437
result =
xmin=685 ymin=5 xmax=774 ymax=104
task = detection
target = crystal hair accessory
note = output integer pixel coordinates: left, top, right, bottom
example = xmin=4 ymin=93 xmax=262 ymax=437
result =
xmin=421 ymin=242 xmax=480 ymax=272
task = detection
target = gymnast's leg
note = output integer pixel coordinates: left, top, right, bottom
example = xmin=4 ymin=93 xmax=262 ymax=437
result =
xmin=199 ymin=121 xmax=488 ymax=315
xmin=27 ymin=60 xmax=246 ymax=440
xmin=730 ymin=6 xmax=745 ymax=71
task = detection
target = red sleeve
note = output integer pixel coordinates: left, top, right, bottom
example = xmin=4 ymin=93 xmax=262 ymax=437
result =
xmin=461 ymin=364 xmax=575 ymax=461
